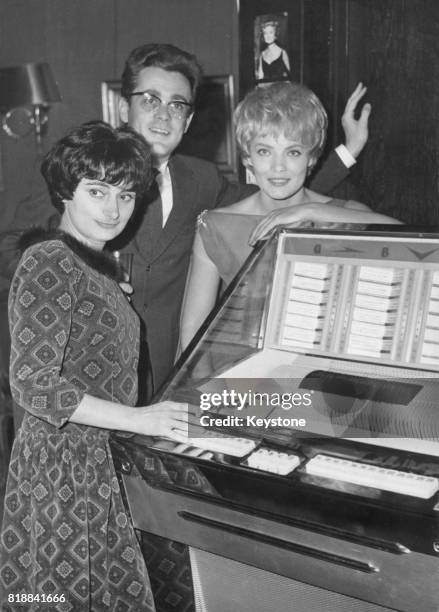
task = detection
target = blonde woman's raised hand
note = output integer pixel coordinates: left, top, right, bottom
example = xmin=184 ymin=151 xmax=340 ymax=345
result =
xmin=341 ymin=82 xmax=372 ymax=158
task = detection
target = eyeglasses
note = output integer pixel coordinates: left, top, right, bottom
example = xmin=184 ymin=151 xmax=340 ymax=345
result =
xmin=128 ymin=91 xmax=193 ymax=119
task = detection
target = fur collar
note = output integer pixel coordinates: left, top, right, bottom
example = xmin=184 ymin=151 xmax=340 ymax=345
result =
xmin=18 ymin=227 xmax=124 ymax=282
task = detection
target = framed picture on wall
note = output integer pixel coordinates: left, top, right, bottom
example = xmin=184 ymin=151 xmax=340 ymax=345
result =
xmin=239 ymin=0 xmax=346 ymax=152
xmin=101 ymin=75 xmax=237 ymax=177
xmin=254 ymin=13 xmax=291 ymax=82
xmin=239 ymin=0 xmax=304 ymax=97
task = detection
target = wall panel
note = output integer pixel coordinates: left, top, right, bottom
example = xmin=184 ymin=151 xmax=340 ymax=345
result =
xmin=1 ymin=1 xmax=438 ymax=229
xmin=0 ymin=0 xmax=51 ymax=228
xmin=0 ymin=0 xmax=237 ymax=230
xmin=114 ymin=0 xmax=237 ymax=78
xmin=0 ymin=0 xmax=116 ymax=228
xmin=345 ymin=0 xmax=439 ymax=224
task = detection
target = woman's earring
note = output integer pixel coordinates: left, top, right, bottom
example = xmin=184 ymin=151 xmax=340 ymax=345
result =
xmin=244 ymin=162 xmax=257 ymax=185
xmin=306 ymin=159 xmax=316 ymax=176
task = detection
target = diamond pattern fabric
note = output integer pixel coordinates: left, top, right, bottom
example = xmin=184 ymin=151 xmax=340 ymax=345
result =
xmin=0 ymin=239 xmax=155 ymax=611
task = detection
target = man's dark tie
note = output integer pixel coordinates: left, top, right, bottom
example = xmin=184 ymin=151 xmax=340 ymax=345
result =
xmin=146 ymin=168 xmax=163 ymax=231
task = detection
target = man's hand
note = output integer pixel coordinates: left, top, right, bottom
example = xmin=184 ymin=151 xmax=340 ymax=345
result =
xmin=342 ymin=82 xmax=372 ymax=158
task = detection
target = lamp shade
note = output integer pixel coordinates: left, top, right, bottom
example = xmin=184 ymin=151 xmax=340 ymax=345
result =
xmin=0 ymin=62 xmax=61 ymax=110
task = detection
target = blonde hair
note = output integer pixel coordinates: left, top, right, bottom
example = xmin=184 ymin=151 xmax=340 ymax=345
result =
xmin=261 ymin=21 xmax=279 ymax=35
xmin=234 ymin=82 xmax=328 ymax=169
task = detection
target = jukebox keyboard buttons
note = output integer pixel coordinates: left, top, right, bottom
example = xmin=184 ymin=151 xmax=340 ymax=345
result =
xmin=184 ymin=434 xmax=257 ymax=457
xmin=306 ymin=454 xmax=439 ymax=499
xmin=245 ymin=448 xmax=301 ymax=475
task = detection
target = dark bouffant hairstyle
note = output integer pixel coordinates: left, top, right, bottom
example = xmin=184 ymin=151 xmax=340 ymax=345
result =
xmin=41 ymin=120 xmax=153 ymax=213
xmin=121 ymin=43 xmax=202 ymax=101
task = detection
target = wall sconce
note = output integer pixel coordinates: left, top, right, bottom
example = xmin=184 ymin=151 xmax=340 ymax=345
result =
xmin=0 ymin=62 xmax=61 ymax=146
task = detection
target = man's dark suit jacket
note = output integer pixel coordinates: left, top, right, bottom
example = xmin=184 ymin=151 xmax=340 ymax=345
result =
xmin=110 ymin=151 xmax=349 ymax=399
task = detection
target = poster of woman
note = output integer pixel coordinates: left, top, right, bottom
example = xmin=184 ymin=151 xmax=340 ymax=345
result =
xmin=254 ymin=13 xmax=291 ymax=81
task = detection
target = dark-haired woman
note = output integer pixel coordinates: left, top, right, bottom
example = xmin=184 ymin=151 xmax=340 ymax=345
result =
xmin=0 ymin=121 xmax=187 ymax=611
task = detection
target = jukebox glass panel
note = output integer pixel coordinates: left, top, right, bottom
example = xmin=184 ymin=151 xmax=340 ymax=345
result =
xmin=159 ymin=229 xmax=439 ymax=453
xmin=161 ymin=235 xmax=278 ymax=402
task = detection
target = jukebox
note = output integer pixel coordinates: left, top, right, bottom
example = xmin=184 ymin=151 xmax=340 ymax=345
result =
xmin=111 ymin=228 xmax=439 ymax=612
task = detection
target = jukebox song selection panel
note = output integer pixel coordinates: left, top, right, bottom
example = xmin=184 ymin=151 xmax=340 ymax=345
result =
xmin=272 ymin=259 xmax=439 ymax=368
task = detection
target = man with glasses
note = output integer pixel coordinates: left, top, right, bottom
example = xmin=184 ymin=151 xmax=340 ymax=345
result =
xmin=112 ymin=43 xmax=370 ymax=399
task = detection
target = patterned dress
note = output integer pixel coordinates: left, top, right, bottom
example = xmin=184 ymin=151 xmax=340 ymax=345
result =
xmin=0 ymin=235 xmax=155 ymax=611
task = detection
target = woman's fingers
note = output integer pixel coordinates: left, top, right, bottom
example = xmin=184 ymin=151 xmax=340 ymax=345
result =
xmin=249 ymin=209 xmax=302 ymax=245
xmin=119 ymin=281 xmax=133 ymax=295
xmin=249 ymin=214 xmax=279 ymax=244
xmin=135 ymin=401 xmax=191 ymax=439
xmin=166 ymin=428 xmax=189 ymax=443
xmin=148 ymin=401 xmax=188 ymax=413
xmin=345 ymin=82 xmax=367 ymax=111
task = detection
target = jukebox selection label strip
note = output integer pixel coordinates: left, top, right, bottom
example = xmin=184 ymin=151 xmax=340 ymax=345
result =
xmin=272 ymin=255 xmax=439 ymax=369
